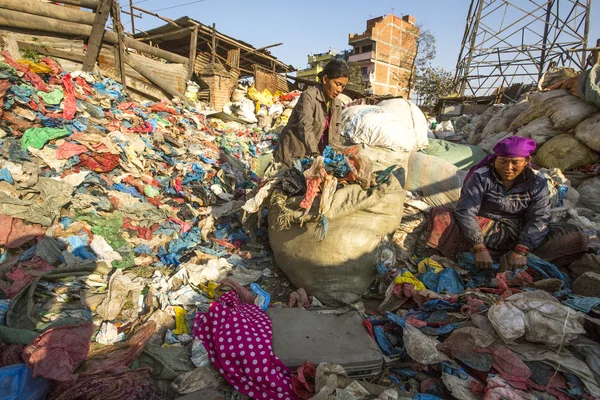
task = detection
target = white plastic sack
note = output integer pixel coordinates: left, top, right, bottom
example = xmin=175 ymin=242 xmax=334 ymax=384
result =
xmin=488 ymin=291 xmax=585 ymax=346
xmin=575 ymin=114 xmax=600 ymax=152
xmin=403 ymin=323 xmax=450 ymax=365
xmin=340 ymin=99 xmax=428 ymax=152
xmin=576 ymin=176 xmax=600 ymax=213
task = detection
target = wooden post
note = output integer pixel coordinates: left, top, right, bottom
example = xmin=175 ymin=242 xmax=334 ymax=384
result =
xmin=129 ymin=0 xmax=135 ymax=34
xmin=83 ymin=0 xmax=112 ymax=72
xmin=596 ymin=39 xmax=600 ymax=65
xmin=211 ymin=22 xmax=216 ymax=64
xmin=188 ymin=25 xmax=198 ymax=80
xmin=111 ymin=0 xmax=126 ymax=91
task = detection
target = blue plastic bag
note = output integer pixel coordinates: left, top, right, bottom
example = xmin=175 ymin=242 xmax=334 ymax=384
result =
xmin=0 ymin=364 xmax=51 ymax=400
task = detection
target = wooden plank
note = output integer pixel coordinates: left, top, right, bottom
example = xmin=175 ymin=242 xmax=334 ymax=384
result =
xmin=0 ymin=9 xmax=189 ymax=64
xmin=83 ymin=0 xmax=112 ymax=72
xmin=226 ymin=48 xmax=240 ymax=69
xmin=59 ymin=0 xmax=99 ymax=10
xmin=136 ymin=26 xmax=192 ymax=43
xmin=188 ymin=25 xmax=198 ymax=79
xmin=110 ymin=0 xmax=127 ymax=90
xmin=0 ymin=0 xmax=96 ymax=25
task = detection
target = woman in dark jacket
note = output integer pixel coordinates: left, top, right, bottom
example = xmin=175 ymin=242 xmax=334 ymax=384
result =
xmin=274 ymin=60 xmax=349 ymax=167
xmin=426 ymin=136 xmax=589 ymax=269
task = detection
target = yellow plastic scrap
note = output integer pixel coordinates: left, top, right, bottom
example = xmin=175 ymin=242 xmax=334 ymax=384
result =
xmin=394 ymin=271 xmax=426 ymax=291
xmin=417 ymin=258 xmax=444 ymax=274
xmin=200 ymin=281 xmax=219 ymax=299
xmin=172 ymin=306 xmax=190 ymax=335
xmin=17 ymin=60 xmax=53 ymax=74
xmin=248 ymin=86 xmax=274 ymax=112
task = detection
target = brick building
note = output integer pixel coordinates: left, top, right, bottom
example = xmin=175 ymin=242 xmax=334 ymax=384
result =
xmin=348 ymin=14 xmax=419 ymax=98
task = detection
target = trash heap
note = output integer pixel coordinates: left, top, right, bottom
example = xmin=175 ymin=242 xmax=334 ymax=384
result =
xmin=360 ymin=251 xmax=600 ymax=399
xmin=0 ymin=50 xmax=292 ymax=398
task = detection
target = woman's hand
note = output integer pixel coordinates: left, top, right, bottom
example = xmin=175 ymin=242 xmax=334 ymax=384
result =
xmin=507 ymin=251 xmax=528 ymax=271
xmin=473 ymin=245 xmax=494 ymax=269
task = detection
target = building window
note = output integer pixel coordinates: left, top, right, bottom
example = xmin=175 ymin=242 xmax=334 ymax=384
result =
xmin=354 ymin=47 xmax=360 ymax=54
xmin=361 ymin=67 xmax=368 ymax=75
xmin=362 ymin=44 xmax=373 ymax=53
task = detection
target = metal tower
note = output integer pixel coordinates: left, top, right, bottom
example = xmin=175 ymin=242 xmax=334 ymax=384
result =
xmin=453 ymin=0 xmax=592 ymax=98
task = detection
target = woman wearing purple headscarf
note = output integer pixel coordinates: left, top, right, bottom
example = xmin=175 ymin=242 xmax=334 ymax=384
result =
xmin=426 ymin=136 xmax=588 ymax=270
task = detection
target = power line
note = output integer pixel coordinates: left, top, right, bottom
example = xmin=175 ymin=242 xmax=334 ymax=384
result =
xmin=150 ymin=0 xmax=206 ymax=13
xmin=133 ymin=0 xmax=149 ymax=4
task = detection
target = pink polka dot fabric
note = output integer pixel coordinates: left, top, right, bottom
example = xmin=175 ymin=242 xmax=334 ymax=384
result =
xmin=193 ymin=291 xmax=295 ymax=400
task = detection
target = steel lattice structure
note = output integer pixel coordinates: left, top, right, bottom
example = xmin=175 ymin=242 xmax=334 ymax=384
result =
xmin=453 ymin=0 xmax=592 ymax=98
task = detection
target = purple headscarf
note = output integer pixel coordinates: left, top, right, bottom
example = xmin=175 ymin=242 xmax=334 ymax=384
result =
xmin=464 ymin=136 xmax=537 ymax=183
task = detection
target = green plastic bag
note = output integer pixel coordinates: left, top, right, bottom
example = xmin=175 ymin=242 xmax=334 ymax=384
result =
xmin=424 ymin=139 xmax=487 ymax=171
xmin=21 ymin=128 xmax=69 ymax=151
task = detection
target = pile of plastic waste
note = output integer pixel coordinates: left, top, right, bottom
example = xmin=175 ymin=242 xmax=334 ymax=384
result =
xmin=0 ymin=51 xmax=288 ymax=398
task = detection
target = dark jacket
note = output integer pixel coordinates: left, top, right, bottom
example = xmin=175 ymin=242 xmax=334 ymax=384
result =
xmin=454 ymin=165 xmax=551 ymax=250
xmin=274 ymin=85 xmax=344 ymax=167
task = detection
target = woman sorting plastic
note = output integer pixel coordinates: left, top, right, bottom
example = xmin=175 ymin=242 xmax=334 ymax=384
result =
xmin=426 ymin=135 xmax=589 ymax=269
xmin=273 ymin=60 xmax=349 ymax=167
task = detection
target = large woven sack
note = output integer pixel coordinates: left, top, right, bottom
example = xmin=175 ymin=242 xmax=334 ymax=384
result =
xmin=481 ymin=100 xmax=529 ymax=136
xmin=359 ymin=144 xmax=411 ymax=187
xmin=340 ymin=99 xmax=429 ymax=152
xmin=469 ymin=105 xmax=503 ymax=145
xmin=578 ymin=64 xmax=600 ymax=108
xmin=546 ymin=95 xmax=598 ymax=131
xmin=516 ymin=116 xmax=563 ymax=147
xmin=575 ymin=114 xmax=600 ymax=152
xmin=535 ymin=134 xmax=600 ymax=171
xmin=424 ymin=139 xmax=487 ymax=171
xmin=268 ymin=176 xmax=405 ymax=306
xmin=509 ymin=89 xmax=570 ymax=130
xmin=478 ymin=131 xmax=514 ymax=153
xmin=577 ymin=177 xmax=600 ymax=213
xmin=405 ymin=152 xmax=466 ymax=208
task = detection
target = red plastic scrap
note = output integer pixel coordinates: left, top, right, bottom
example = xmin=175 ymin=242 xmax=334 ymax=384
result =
xmin=167 ymin=216 xmax=192 ymax=233
xmin=3 ymin=256 xmax=54 ymax=299
xmin=62 ymin=73 xmax=77 ymax=120
xmin=0 ymin=79 xmax=11 ymax=117
xmin=77 ymin=152 xmax=121 ymax=173
xmin=149 ymin=101 xmax=178 ymax=114
xmin=0 ymin=214 xmax=47 ymax=249
xmin=132 ymin=121 xmax=153 ymax=133
xmin=74 ymin=76 xmax=94 ymax=94
xmin=478 ymin=344 xmax=531 ymax=383
xmin=1 ymin=51 xmax=51 ymax=92
xmin=41 ymin=57 xmax=62 ymax=76
xmin=56 ymin=141 xmax=89 ymax=160
xmin=2 ymin=112 xmax=33 ymax=133
xmin=23 ymin=323 xmax=94 ymax=382
xmin=292 ymin=361 xmax=316 ymax=400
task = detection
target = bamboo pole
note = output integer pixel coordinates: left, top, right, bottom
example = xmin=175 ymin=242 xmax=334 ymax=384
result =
xmin=0 ymin=8 xmax=189 ymax=64
xmin=0 ymin=0 xmax=96 ymax=25
xmin=83 ymin=0 xmax=112 ymax=71
xmin=136 ymin=27 xmax=192 ymax=42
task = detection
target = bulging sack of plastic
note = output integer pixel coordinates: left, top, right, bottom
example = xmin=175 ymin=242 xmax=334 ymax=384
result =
xmin=575 ymin=114 xmax=600 ymax=152
xmin=535 ymin=134 xmax=599 ymax=171
xmin=576 ymin=176 xmax=600 ymax=213
xmin=404 ymin=152 xmax=465 ymax=208
xmin=340 ymin=99 xmax=428 ymax=152
xmin=488 ymin=291 xmax=585 ymax=346
xmin=268 ymin=176 xmax=405 ymax=306
xmin=403 ymin=323 xmax=450 ymax=365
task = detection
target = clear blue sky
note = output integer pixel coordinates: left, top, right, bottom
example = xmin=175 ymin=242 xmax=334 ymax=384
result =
xmin=128 ymin=0 xmax=600 ymax=72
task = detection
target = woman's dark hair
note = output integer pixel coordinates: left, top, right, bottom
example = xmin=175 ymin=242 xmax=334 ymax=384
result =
xmin=317 ymin=60 xmax=349 ymax=82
